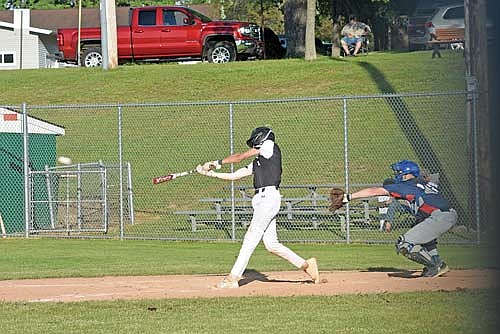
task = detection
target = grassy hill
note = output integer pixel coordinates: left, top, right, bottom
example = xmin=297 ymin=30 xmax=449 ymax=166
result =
xmin=0 ymin=51 xmax=465 ymax=105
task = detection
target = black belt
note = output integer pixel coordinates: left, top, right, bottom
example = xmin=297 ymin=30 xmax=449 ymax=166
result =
xmin=254 ymin=186 xmax=279 ymax=194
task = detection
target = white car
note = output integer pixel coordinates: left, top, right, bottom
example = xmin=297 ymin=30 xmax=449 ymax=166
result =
xmin=424 ymin=2 xmax=493 ymax=48
xmin=425 ymin=4 xmax=464 ymax=38
xmin=408 ymin=1 xmax=465 ymax=51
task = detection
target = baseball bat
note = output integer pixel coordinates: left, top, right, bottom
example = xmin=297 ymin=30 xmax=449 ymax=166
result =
xmin=152 ymin=169 xmax=195 ymax=185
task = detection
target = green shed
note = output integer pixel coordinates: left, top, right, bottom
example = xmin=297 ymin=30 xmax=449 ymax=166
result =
xmin=0 ymin=107 xmax=65 ymax=234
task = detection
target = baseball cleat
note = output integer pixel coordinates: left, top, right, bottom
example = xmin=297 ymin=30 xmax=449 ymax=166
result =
xmin=216 ymin=274 xmax=239 ymax=289
xmin=423 ymin=262 xmax=449 ymax=278
xmin=432 ymin=262 xmax=449 ymax=278
xmin=304 ymin=257 xmax=320 ymax=284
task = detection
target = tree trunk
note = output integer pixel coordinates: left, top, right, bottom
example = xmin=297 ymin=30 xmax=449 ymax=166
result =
xmin=331 ymin=17 xmax=341 ymax=57
xmin=330 ymin=0 xmax=341 ymax=58
xmin=305 ymin=0 xmax=317 ymax=60
xmin=284 ymin=0 xmax=307 ymax=58
xmin=464 ymin=0 xmax=490 ymax=231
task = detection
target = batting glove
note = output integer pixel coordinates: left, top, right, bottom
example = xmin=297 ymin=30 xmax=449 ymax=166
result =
xmin=202 ymin=160 xmax=222 ymax=171
xmin=196 ymin=165 xmax=216 ymax=177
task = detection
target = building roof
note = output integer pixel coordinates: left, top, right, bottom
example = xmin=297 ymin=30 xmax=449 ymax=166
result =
xmin=0 ymin=20 xmax=51 ymax=35
xmin=0 ymin=9 xmax=51 ymax=34
xmin=0 ymin=5 xmax=217 ymax=31
xmin=0 ymin=108 xmax=65 ymax=135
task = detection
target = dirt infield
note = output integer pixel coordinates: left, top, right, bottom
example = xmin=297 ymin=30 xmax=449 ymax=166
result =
xmin=0 ymin=269 xmax=497 ymax=303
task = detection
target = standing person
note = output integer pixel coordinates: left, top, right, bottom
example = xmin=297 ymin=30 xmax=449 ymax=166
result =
xmin=330 ymin=160 xmax=456 ymax=277
xmin=428 ymin=24 xmax=442 ymax=59
xmin=340 ymin=15 xmax=371 ymax=56
xmin=196 ymin=127 xmax=320 ymax=288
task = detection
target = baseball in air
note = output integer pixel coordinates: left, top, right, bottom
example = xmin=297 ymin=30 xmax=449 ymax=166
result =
xmin=57 ymin=156 xmax=72 ymax=165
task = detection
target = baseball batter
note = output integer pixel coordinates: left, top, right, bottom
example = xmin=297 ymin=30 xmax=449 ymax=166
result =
xmin=331 ymin=160 xmax=457 ymax=278
xmin=196 ymin=127 xmax=319 ymax=288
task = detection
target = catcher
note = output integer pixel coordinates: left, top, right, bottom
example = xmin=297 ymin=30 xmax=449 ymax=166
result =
xmin=329 ymin=160 xmax=457 ymax=278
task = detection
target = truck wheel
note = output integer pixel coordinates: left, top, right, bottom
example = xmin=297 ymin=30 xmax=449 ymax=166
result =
xmin=208 ymin=41 xmax=236 ymax=63
xmin=81 ymin=47 xmax=103 ymax=67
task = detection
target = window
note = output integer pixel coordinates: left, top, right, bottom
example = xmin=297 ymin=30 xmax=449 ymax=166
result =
xmin=443 ymin=6 xmax=464 ymax=20
xmin=163 ymin=10 xmax=189 ymax=26
xmin=0 ymin=52 xmax=16 ymax=66
xmin=163 ymin=10 xmax=176 ymax=26
xmin=138 ymin=10 xmax=156 ymax=26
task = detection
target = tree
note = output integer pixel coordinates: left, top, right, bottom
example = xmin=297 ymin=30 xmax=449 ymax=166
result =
xmin=224 ymin=1 xmax=284 ymax=35
xmin=284 ymin=0 xmax=306 ymax=58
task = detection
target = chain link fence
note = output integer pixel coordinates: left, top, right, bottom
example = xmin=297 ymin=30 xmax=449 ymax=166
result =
xmin=0 ymin=91 xmax=478 ymax=243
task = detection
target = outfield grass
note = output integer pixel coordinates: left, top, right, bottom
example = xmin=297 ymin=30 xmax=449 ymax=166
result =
xmin=0 ymin=239 xmax=495 ymax=280
xmin=0 ymin=290 xmax=497 ymax=334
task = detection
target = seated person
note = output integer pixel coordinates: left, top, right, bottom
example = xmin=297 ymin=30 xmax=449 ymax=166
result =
xmin=341 ymin=15 xmax=371 ymax=56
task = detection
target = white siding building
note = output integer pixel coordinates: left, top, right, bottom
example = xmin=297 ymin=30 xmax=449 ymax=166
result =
xmin=0 ymin=9 xmax=54 ymax=70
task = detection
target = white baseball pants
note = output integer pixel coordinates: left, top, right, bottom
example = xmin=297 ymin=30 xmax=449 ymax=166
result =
xmin=230 ymin=186 xmax=306 ymax=278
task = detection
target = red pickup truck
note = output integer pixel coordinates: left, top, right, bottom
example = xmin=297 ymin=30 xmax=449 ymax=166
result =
xmin=57 ymin=6 xmax=263 ymax=67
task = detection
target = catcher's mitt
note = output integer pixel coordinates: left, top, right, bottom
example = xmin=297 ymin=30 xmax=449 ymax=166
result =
xmin=329 ymin=188 xmax=346 ymax=212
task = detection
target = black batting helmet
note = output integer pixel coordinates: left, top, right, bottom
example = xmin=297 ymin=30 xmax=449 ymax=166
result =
xmin=246 ymin=127 xmax=275 ymax=148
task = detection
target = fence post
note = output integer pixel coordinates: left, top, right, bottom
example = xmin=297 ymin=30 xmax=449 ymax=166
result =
xmin=127 ymin=162 xmax=135 ymax=225
xmin=467 ymin=76 xmax=481 ymax=245
xmin=118 ymin=106 xmax=124 ymax=240
xmin=229 ymin=103 xmax=235 ymax=241
xmin=77 ymin=163 xmax=82 ymax=230
xmin=22 ymin=102 xmax=30 ymax=238
xmin=45 ymin=164 xmax=55 ymax=228
xmin=342 ymin=98 xmax=350 ymax=244
xmin=99 ymin=160 xmax=108 ymax=234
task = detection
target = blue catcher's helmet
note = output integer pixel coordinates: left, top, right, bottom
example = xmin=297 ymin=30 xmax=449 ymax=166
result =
xmin=391 ymin=160 xmax=420 ymax=182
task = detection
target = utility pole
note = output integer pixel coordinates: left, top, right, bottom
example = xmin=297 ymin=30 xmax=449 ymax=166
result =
xmin=260 ymin=0 xmax=266 ymax=59
xmin=100 ymin=0 xmax=118 ymax=69
xmin=304 ymin=0 xmax=316 ymax=60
